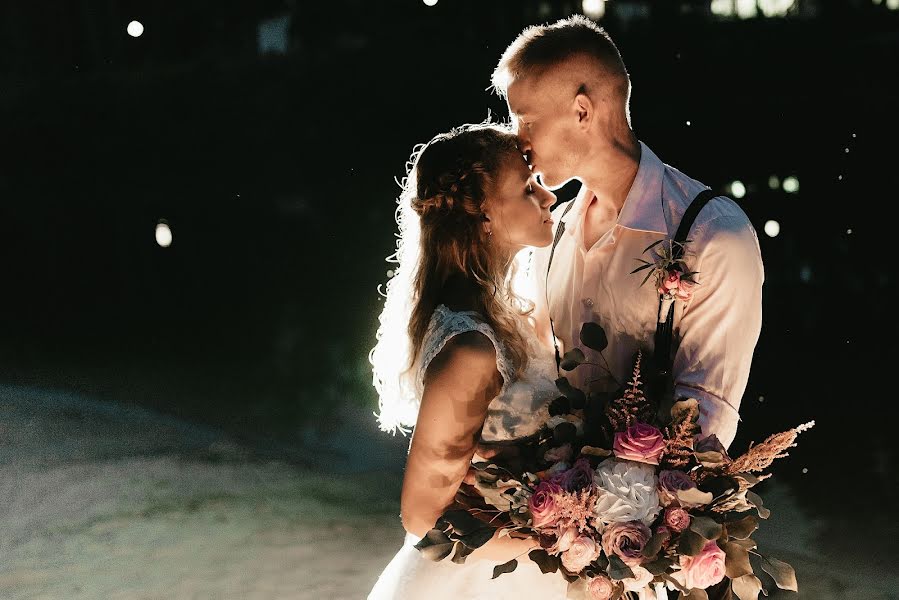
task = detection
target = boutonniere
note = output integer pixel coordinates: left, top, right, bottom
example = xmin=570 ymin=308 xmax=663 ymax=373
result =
xmin=630 ymin=239 xmax=699 ymax=322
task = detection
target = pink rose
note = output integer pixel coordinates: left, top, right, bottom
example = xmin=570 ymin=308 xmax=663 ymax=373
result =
xmin=676 ymin=541 xmax=727 ymax=590
xmin=664 ymin=506 xmax=691 ymax=533
xmin=659 ymin=271 xmax=681 ymax=295
xmin=601 ymin=521 xmax=651 ymax=567
xmin=675 ymin=278 xmax=696 ymax=302
xmin=544 ymin=443 xmax=573 ymax=464
xmin=551 ymin=525 xmax=580 ymax=554
xmin=528 ymin=480 xmax=563 ymax=529
xmin=561 ymin=535 xmax=602 ymax=572
xmin=613 ymin=423 xmax=666 ymax=465
xmin=658 ymin=470 xmax=698 ymax=506
xmin=587 ymin=575 xmax=615 ymax=600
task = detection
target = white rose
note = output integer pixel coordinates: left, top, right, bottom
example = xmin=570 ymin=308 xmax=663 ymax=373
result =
xmin=622 ymin=566 xmax=655 ymax=592
xmin=593 ymin=459 xmax=661 ymax=526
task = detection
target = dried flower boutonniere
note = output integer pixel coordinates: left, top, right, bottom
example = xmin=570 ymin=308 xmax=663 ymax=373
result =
xmin=630 ymin=239 xmax=699 ymax=322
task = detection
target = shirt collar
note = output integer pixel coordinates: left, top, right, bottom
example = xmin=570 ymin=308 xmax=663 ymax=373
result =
xmin=615 ymin=141 xmax=668 ymax=235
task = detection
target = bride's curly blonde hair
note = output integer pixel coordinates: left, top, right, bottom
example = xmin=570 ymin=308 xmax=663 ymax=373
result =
xmin=370 ymin=122 xmax=534 ymax=434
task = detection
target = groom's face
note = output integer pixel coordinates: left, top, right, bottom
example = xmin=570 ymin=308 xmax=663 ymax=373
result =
xmin=506 ymin=75 xmax=582 ymax=190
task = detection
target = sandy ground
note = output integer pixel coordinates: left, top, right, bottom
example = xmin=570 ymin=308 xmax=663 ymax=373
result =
xmin=0 ymin=384 xmax=895 ymax=599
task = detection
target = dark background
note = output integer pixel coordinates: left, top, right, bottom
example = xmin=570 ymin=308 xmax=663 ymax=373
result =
xmin=1 ymin=0 xmax=897 ymax=570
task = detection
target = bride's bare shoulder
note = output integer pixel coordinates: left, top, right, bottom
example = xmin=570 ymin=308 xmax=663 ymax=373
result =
xmin=422 ymin=331 xmax=500 ymax=394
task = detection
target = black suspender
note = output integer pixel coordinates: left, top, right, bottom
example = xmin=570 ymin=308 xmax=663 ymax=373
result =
xmin=653 ymin=188 xmax=718 ymax=377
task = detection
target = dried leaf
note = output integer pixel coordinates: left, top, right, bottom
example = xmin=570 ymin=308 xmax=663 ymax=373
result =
xmin=726 ymin=515 xmax=758 ymax=540
xmin=690 ymin=516 xmax=723 ymax=540
xmin=746 ymin=491 xmax=771 ymax=519
xmin=676 ymin=487 xmax=714 ymax=506
xmin=681 ymin=588 xmax=710 ymax=600
xmin=760 ymin=556 xmax=797 ymax=591
xmin=678 ymin=529 xmax=707 ymax=556
xmin=723 ymin=541 xmax=753 ymax=579
xmin=731 ymin=574 xmax=763 ymax=600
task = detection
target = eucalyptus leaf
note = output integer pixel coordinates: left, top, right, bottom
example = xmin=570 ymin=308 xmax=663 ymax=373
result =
xmin=760 ymin=556 xmax=798 ymax=591
xmin=556 ymin=377 xmax=587 ymax=408
xmin=459 ymin=527 xmax=495 ymax=549
xmin=419 ymin=541 xmax=455 ymax=561
xmin=642 ymin=530 xmax=671 ymax=558
xmin=678 ymin=529 xmax=707 ymax=556
xmin=731 ymin=574 xmax=763 ymax=600
xmin=450 ymin=541 xmax=476 ymax=564
xmin=442 ymin=509 xmax=484 ymax=536
xmin=607 ymin=554 xmax=635 ymax=580
xmin=492 ymin=558 xmax=518 ymax=579
xmin=690 ymin=516 xmax=723 ymax=540
xmin=528 ymin=548 xmax=561 ymax=574
xmin=723 ymin=541 xmax=753 ymax=579
xmin=746 ymin=491 xmax=771 ymax=519
xmin=561 ymin=348 xmax=586 ymax=371
xmin=643 ymin=556 xmax=675 ymax=575
xmin=414 ymin=528 xmax=451 ymax=550
xmin=726 ymin=515 xmax=758 ymax=540
xmin=580 ymin=322 xmax=609 ymax=352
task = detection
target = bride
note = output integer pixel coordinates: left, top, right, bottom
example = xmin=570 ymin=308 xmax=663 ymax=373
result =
xmin=367 ymin=122 xmax=572 ymax=598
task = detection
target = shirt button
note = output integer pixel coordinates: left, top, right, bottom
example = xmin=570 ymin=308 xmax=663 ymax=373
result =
xmin=583 ymin=298 xmax=594 ymax=308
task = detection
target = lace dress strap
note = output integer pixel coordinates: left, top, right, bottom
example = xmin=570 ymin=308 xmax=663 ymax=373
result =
xmin=417 ymin=304 xmax=515 ymax=396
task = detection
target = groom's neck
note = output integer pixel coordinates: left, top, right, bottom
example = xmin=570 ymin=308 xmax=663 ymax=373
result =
xmin=580 ymin=129 xmax=640 ymax=215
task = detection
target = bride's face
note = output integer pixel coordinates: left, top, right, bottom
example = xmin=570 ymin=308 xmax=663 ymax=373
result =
xmin=485 ymin=154 xmax=556 ymax=251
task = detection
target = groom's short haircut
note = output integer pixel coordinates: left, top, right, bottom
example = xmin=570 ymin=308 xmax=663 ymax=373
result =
xmin=491 ymin=14 xmax=628 ymax=100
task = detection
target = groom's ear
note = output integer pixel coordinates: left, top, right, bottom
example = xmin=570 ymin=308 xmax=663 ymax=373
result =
xmin=574 ymin=88 xmax=593 ymax=128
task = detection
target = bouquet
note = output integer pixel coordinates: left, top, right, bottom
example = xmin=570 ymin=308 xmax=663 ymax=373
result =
xmin=414 ymin=321 xmax=813 ymax=600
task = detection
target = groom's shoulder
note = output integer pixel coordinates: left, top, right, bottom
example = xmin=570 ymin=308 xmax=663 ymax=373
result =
xmin=662 ymin=165 xmax=753 ymax=235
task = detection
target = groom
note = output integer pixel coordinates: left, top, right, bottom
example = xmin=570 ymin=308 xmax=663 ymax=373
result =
xmin=493 ymin=15 xmax=764 ymax=451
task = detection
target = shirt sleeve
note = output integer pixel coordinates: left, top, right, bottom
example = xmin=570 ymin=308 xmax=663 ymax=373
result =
xmin=671 ymin=213 xmax=765 ymax=449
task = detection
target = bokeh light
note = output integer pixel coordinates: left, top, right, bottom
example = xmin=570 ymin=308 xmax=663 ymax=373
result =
xmin=155 ymin=221 xmax=172 ymax=248
xmin=422 ymin=0 xmax=438 ymax=6
xmin=782 ymin=176 xmax=800 ymax=193
xmin=764 ymin=220 xmax=781 ymax=238
xmin=582 ymin=0 xmax=605 ymax=19
xmin=768 ymin=175 xmax=780 ymax=189
xmin=729 ymin=180 xmax=746 ymax=199
xmin=127 ymin=20 xmax=144 ymax=38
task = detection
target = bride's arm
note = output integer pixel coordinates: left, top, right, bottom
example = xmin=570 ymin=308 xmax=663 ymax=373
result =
xmin=400 ymin=331 xmax=538 ymax=563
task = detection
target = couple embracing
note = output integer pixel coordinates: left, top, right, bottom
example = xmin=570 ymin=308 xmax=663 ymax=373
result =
xmin=368 ymin=15 xmax=763 ymax=600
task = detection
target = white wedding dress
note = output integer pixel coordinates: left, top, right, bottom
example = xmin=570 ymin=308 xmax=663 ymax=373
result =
xmin=368 ymin=304 xmax=572 ymax=599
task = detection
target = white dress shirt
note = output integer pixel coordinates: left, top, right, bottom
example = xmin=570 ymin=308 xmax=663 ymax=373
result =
xmin=530 ymin=142 xmax=764 ymax=448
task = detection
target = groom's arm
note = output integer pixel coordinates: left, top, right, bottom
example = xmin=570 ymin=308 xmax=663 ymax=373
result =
xmin=670 ymin=213 xmax=764 ymax=449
